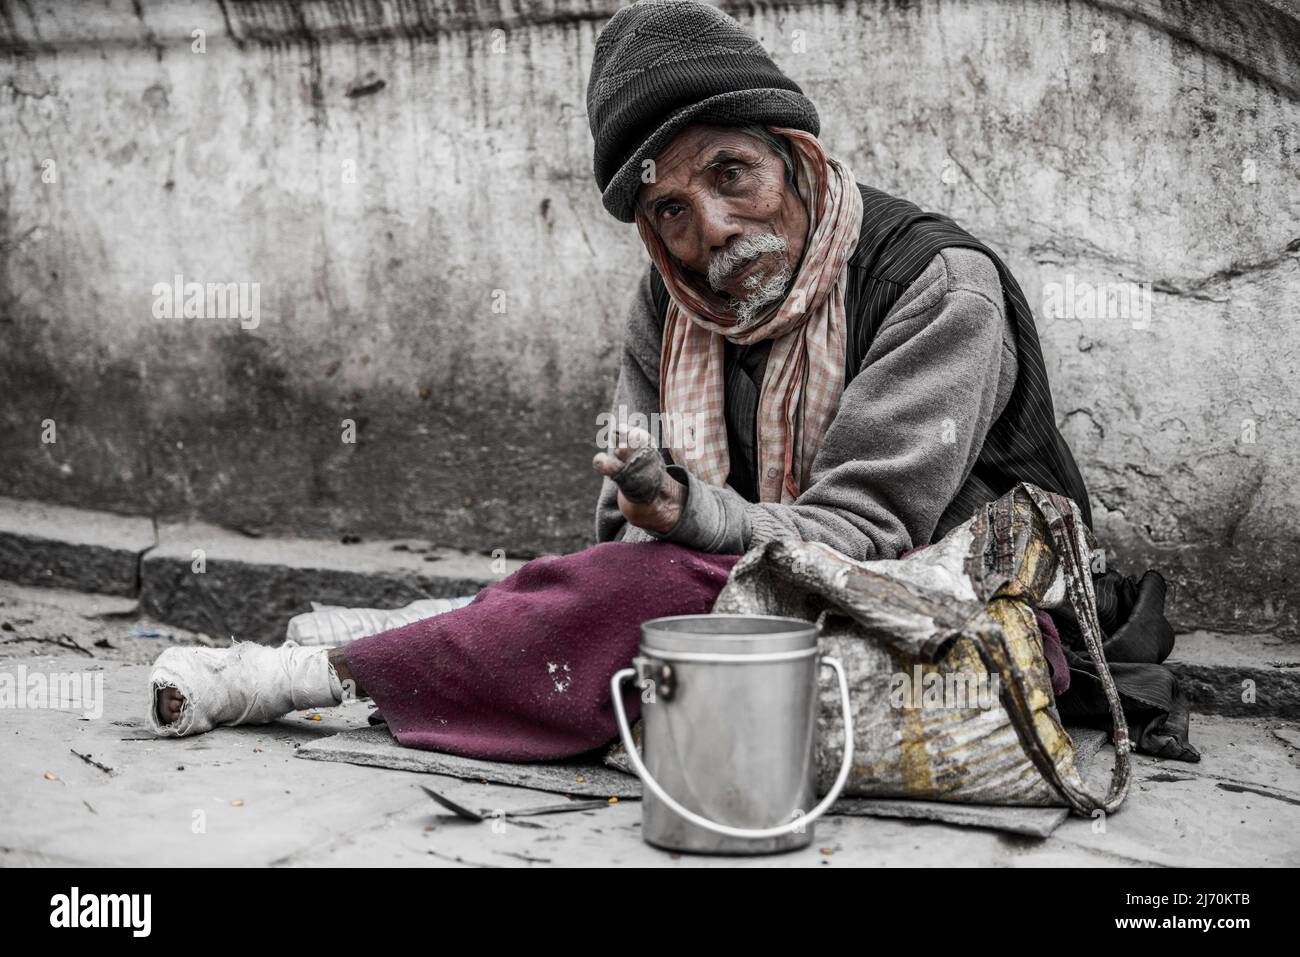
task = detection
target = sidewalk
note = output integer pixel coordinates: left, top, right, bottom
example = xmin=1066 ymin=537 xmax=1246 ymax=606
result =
xmin=2 ymin=495 xmax=1297 ymax=715
xmin=2 ymin=580 xmax=1298 ymax=867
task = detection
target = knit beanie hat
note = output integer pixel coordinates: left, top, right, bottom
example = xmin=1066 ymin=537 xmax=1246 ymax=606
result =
xmin=586 ymin=0 xmax=820 ymax=223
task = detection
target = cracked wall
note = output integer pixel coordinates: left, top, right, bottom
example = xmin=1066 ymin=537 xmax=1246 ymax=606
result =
xmin=1 ymin=0 xmax=1298 ymax=636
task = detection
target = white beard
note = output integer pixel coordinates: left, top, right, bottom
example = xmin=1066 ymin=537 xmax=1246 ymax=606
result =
xmin=708 ymin=232 xmax=795 ymax=329
xmin=730 ymin=259 xmax=794 ymax=328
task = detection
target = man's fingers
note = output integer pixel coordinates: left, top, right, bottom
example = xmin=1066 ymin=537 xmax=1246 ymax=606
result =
xmin=594 ymin=425 xmax=666 ymax=500
xmin=594 ymin=441 xmax=664 ymax=503
xmin=594 ymin=426 xmax=658 ymax=473
xmin=592 ymin=451 xmax=624 ymax=476
xmin=606 ymin=446 xmax=663 ymax=503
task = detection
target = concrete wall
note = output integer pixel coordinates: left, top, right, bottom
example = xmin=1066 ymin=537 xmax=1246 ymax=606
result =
xmin=2 ymin=0 xmax=1298 ymax=636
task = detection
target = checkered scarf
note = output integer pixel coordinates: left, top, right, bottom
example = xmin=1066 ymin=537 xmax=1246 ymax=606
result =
xmin=634 ymin=127 xmax=863 ymax=503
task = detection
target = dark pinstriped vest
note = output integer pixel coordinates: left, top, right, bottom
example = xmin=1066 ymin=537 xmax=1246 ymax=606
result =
xmin=647 ymin=182 xmax=1093 ymax=539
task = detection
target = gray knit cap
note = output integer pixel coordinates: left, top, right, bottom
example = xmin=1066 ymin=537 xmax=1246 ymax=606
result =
xmin=586 ymin=0 xmax=820 ymax=223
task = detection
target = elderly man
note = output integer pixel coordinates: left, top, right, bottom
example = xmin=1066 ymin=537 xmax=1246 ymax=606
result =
xmin=587 ymin=1 xmax=1090 ymax=557
xmin=146 ymin=0 xmax=1108 ymax=757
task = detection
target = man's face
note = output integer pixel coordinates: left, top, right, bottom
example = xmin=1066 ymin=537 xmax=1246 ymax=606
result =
xmin=637 ymin=125 xmax=808 ymax=325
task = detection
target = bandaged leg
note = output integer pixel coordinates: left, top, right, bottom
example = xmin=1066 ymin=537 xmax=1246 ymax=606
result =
xmin=285 ymin=596 xmax=476 ymax=647
xmin=146 ymin=639 xmax=343 ymax=737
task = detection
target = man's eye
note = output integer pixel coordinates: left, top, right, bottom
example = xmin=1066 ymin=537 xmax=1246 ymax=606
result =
xmin=660 ymin=204 xmax=683 ymax=221
xmin=721 ymin=166 xmax=742 ymax=183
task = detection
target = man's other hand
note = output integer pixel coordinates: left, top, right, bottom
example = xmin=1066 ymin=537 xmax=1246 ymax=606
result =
xmin=592 ymin=426 xmax=686 ymax=535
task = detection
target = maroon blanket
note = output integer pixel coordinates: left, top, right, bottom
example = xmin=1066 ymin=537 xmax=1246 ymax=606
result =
xmin=1034 ymin=608 xmax=1071 ymax=696
xmin=344 ymin=541 xmax=738 ymax=761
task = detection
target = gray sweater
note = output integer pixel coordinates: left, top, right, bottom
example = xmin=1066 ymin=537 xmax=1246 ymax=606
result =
xmin=595 ymin=247 xmax=1018 ymax=561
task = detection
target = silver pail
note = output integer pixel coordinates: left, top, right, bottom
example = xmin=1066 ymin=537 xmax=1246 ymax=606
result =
xmin=611 ymin=614 xmax=853 ymax=855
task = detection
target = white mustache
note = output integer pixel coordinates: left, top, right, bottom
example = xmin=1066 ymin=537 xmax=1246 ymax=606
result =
xmin=708 ymin=233 xmax=790 ymax=292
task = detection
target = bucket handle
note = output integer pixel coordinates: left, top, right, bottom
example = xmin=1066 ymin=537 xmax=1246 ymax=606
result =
xmin=610 ymin=656 xmax=854 ymax=841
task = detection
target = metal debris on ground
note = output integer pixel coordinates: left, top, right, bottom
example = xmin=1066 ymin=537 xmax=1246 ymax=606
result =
xmin=70 ymin=749 xmax=115 ymax=775
xmin=419 ymin=784 xmax=608 ymax=821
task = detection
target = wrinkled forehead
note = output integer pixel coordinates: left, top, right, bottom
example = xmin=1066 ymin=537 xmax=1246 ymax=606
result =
xmin=638 ymin=124 xmax=774 ymax=209
xmin=653 ymin=123 xmax=769 ymax=173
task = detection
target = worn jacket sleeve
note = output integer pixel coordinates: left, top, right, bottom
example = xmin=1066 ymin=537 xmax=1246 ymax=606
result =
xmin=650 ymin=247 xmax=1012 ymax=561
xmin=595 ymin=264 xmax=664 ymax=544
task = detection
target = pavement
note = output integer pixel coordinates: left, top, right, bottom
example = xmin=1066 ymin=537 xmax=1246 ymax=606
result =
xmin=3 ymin=493 xmax=1297 ymax=715
xmin=3 ymin=580 xmax=1299 ymax=867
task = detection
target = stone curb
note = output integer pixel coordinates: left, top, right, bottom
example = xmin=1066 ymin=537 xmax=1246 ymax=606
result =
xmin=0 ymin=496 xmax=523 ymax=644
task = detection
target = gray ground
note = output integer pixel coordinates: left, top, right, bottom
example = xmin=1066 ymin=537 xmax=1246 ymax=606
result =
xmin=2 ymin=580 xmax=1298 ymax=867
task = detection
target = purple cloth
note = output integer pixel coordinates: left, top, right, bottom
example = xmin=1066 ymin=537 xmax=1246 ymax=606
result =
xmin=344 ymin=541 xmax=738 ymax=762
xmin=1034 ymin=608 xmax=1071 ymax=696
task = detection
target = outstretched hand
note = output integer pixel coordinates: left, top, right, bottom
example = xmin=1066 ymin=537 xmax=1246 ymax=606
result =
xmin=592 ymin=427 xmax=686 ymax=535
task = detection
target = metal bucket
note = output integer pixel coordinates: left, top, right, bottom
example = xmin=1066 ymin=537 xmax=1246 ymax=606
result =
xmin=611 ymin=614 xmax=853 ymax=855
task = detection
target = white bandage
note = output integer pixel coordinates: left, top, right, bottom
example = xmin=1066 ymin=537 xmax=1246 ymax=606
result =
xmin=146 ymin=639 xmax=344 ymax=737
xmin=284 ymin=595 xmax=475 ymax=647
